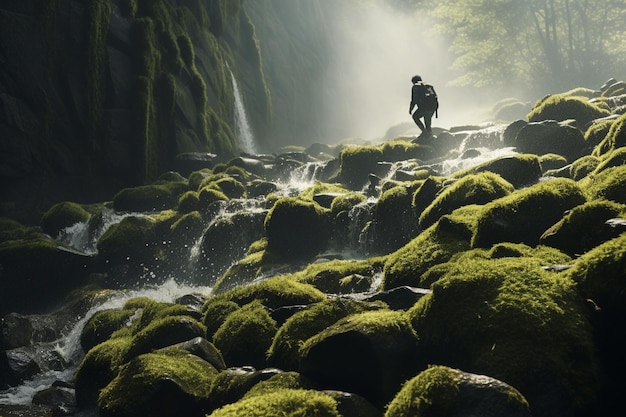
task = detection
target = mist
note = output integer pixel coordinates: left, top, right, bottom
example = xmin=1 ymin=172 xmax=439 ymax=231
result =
xmin=321 ymin=2 xmax=502 ymax=142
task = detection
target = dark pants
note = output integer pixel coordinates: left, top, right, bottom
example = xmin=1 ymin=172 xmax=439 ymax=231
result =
xmin=412 ymin=109 xmax=434 ymax=132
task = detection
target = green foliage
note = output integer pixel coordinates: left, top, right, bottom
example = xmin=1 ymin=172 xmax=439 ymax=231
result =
xmin=431 ymin=0 xmax=626 ymax=92
xmin=419 ymin=172 xmax=514 ymax=229
xmin=527 ymin=95 xmax=610 ymax=127
xmin=212 ymin=300 xmax=277 ymax=368
xmin=472 ymin=178 xmax=587 ymax=248
xmin=408 ymin=256 xmax=600 ymax=412
xmin=207 ymin=388 xmax=340 ymax=417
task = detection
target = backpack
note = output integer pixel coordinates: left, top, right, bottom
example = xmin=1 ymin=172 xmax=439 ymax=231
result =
xmin=420 ymin=83 xmax=439 ymax=113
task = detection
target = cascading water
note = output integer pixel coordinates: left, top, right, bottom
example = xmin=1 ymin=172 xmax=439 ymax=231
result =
xmin=229 ymin=69 xmax=257 ymax=155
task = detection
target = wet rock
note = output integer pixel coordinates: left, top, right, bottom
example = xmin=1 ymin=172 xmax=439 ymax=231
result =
xmin=0 ymin=348 xmax=41 ymax=388
xmin=364 ymin=286 xmax=430 ymax=310
xmin=324 ymin=390 xmax=381 ymax=417
xmin=1 ymin=313 xmax=33 ymax=350
xmin=515 ymin=120 xmax=587 ymax=162
xmin=32 ymin=385 xmax=77 ymax=416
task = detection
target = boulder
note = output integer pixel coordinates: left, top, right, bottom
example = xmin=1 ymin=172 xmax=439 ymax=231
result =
xmin=299 ymin=310 xmax=422 ymax=408
xmin=385 ymin=365 xmax=531 ymax=417
xmin=1 ymin=313 xmax=33 ymax=350
xmin=514 ymin=120 xmax=586 ymax=162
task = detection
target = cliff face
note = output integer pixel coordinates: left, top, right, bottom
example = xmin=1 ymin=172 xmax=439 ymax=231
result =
xmin=0 ymin=0 xmax=280 ymax=223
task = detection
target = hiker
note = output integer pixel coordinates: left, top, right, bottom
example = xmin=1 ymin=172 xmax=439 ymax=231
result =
xmin=409 ymin=75 xmax=438 ymax=136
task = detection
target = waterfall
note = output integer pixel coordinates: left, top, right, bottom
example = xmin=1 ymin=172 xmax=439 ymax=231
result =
xmin=229 ymin=69 xmax=257 ymax=154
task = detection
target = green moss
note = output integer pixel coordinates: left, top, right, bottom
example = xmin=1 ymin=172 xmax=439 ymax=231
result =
xmin=593 ymin=147 xmax=626 ymax=173
xmin=74 ymin=336 xmax=133 ymax=408
xmin=565 ymin=233 xmax=626 ymax=310
xmin=207 ymin=389 xmax=340 ymax=417
xmin=527 ymin=94 xmax=610 ymax=127
xmin=593 ymin=112 xmax=626 ymax=157
xmin=539 ymin=153 xmax=568 ymax=172
xmin=198 ymin=186 xmax=230 ymax=207
xmin=96 ymin=215 xmax=157 ymax=263
xmin=113 ymin=180 xmax=187 ymax=212
xmin=329 ymin=192 xmax=366 ymax=215
xmin=338 ymin=145 xmax=384 ymax=189
xmin=380 ymin=139 xmax=426 ymax=161
xmin=41 ymin=201 xmax=91 ymax=236
xmin=212 ymin=300 xmax=277 ymax=368
xmin=202 ymin=299 xmax=241 ymax=341
xmin=453 ymin=154 xmax=542 ymax=189
xmin=570 ymin=155 xmax=599 ymax=180
xmin=288 ymin=258 xmax=385 ymax=294
xmin=580 ymin=165 xmax=626 ymax=203
xmin=98 ymin=350 xmax=218 ymax=415
xmin=177 ymin=191 xmax=200 ymax=214
xmin=242 ymin=372 xmax=314 ymax=398
xmin=384 ymin=365 xmax=530 ymax=417
xmin=268 ymin=297 xmax=384 ymax=370
xmin=86 ymin=0 xmax=111 ymax=155
xmin=80 ymin=308 xmax=136 ymax=352
xmin=298 ymin=182 xmax=348 ymax=202
xmin=209 ymin=276 xmax=326 ymax=310
xmin=384 ymin=365 xmax=460 ymax=417
xmin=126 ymin=315 xmax=206 ymax=359
xmin=419 ymin=172 xmax=514 ymax=229
xmin=208 ymin=176 xmax=246 ymax=199
xmin=540 ymin=200 xmax=626 ymax=255
xmin=412 ymin=177 xmax=445 ymax=214
xmin=383 ymin=222 xmax=472 ymax=290
xmin=602 ymin=80 xmax=626 ymax=97
xmin=408 ymin=257 xmax=599 ymax=412
xmin=0 ymin=218 xmax=40 ymax=243
xmin=584 ymin=119 xmax=614 ymax=149
xmin=264 ymin=197 xmax=331 ymax=261
xmin=471 ymin=178 xmax=587 ymax=248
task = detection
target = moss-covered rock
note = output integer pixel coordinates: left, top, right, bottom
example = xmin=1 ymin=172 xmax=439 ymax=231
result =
xmin=514 ymin=120 xmax=587 ymax=162
xmin=264 ymin=197 xmax=330 ymax=261
xmin=593 ymin=112 xmax=626 ymax=157
xmin=206 ymin=367 xmax=284 ymax=411
xmin=299 ymin=309 xmax=421 ymax=408
xmin=539 ymin=153 xmax=568 ymax=173
xmin=579 ymin=165 xmax=626 ymax=204
xmin=584 ymin=118 xmax=615 ymax=149
xmin=41 ymin=201 xmax=92 ymax=237
xmin=112 ymin=180 xmax=188 ymax=213
xmin=177 ymin=190 xmax=200 ymax=214
xmin=212 ymin=300 xmax=277 ymax=368
xmin=338 ymin=145 xmax=384 ymax=190
xmin=268 ymin=297 xmax=384 ymax=370
xmin=471 ymin=178 xmax=587 ymax=248
xmin=408 ymin=257 xmax=599 ymax=416
xmin=380 ymin=139 xmax=428 ymax=162
xmin=384 ymin=365 xmax=531 ymax=417
xmin=527 ymin=94 xmax=610 ymax=127
xmin=80 ymin=308 xmax=136 ymax=353
xmin=0 ymin=235 xmax=92 ymax=314
xmin=125 ymin=315 xmax=207 ymax=359
xmin=289 ymin=258 xmax=385 ymax=295
xmin=75 ymin=336 xmax=133 ymax=408
xmin=383 ymin=219 xmax=472 ymax=290
xmin=97 ymin=350 xmax=218 ymax=417
xmin=419 ymin=172 xmax=514 ymax=229
xmin=369 ymin=182 xmax=421 ymax=254
xmin=570 ymin=154 xmax=599 ymax=180
xmin=207 ymin=388 xmax=341 ymax=417
xmin=540 ymin=200 xmax=626 ymax=256
xmin=593 ymin=146 xmax=626 ymax=173
xmin=453 ymin=154 xmax=542 ymax=189
xmin=329 ymin=192 xmax=366 ymax=215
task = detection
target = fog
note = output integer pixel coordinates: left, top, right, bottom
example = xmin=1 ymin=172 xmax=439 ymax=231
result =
xmin=322 ymin=2 xmax=502 ymax=142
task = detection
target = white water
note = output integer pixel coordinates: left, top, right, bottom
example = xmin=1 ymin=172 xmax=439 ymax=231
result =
xmin=230 ymin=70 xmax=257 ymax=154
xmin=0 ymin=279 xmax=212 ymax=405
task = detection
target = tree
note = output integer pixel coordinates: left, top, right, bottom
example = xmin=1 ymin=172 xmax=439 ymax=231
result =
xmin=428 ymin=0 xmax=626 ymax=94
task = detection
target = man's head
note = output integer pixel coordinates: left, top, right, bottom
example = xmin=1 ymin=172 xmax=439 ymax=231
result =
xmin=411 ymin=75 xmax=422 ymax=83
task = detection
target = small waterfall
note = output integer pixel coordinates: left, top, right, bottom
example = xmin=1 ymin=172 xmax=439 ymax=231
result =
xmin=229 ymin=69 xmax=257 ymax=154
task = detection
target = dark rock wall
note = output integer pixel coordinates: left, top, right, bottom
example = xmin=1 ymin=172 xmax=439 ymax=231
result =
xmin=0 ymin=0 xmax=285 ymax=223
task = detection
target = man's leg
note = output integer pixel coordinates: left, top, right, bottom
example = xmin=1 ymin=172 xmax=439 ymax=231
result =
xmin=424 ymin=112 xmax=433 ymax=131
xmin=412 ymin=111 xmax=425 ymax=131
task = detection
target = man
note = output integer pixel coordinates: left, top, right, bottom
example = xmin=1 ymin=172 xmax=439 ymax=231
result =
xmin=409 ymin=75 xmax=438 ymax=137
